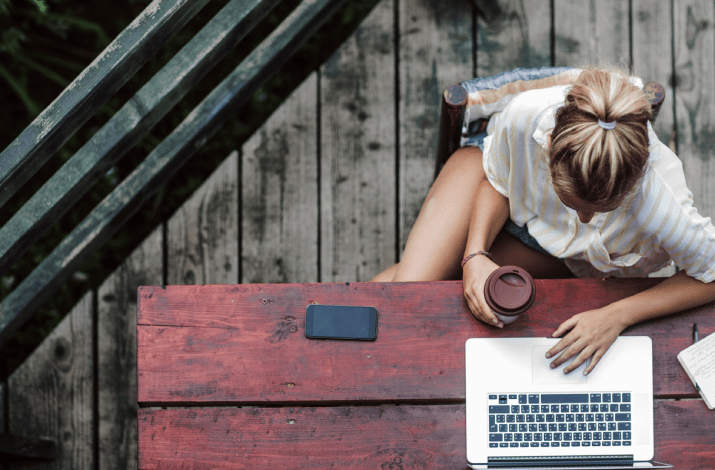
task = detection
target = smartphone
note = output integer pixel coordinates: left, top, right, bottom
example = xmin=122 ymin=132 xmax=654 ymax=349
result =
xmin=304 ymin=305 xmax=378 ymax=340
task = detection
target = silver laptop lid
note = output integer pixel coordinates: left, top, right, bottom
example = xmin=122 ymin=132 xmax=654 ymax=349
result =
xmin=466 ymin=337 xmax=668 ymax=468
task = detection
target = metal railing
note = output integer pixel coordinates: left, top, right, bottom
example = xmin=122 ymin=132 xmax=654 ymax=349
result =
xmin=0 ymin=0 xmax=347 ymax=350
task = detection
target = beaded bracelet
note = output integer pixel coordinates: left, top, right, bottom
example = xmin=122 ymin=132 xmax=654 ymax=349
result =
xmin=461 ymin=251 xmax=493 ymax=267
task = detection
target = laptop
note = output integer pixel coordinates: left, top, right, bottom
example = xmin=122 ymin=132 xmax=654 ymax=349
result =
xmin=465 ymin=337 xmax=672 ymax=469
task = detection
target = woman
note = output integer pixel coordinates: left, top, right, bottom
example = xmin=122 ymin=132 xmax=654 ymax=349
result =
xmin=372 ymin=66 xmax=715 ymax=375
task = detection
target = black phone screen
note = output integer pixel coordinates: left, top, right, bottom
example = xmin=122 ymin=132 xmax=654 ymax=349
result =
xmin=305 ymin=305 xmax=377 ymax=340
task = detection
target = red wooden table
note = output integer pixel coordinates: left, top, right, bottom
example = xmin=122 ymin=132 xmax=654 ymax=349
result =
xmin=137 ymin=280 xmax=715 ymax=469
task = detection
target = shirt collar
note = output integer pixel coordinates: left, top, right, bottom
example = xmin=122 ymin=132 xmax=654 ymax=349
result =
xmin=532 ymin=85 xmax=569 ymax=150
xmin=533 ymin=109 xmax=556 ymax=150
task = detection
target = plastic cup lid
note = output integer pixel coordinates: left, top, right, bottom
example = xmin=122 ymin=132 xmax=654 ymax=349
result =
xmin=484 ymin=266 xmax=535 ymax=315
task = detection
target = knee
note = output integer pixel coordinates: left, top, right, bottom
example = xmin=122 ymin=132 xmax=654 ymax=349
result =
xmin=371 ymin=263 xmax=399 ymax=282
xmin=442 ymin=146 xmax=484 ymax=177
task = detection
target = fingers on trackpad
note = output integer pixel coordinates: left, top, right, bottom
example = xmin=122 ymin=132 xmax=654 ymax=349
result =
xmin=531 ymin=345 xmax=590 ymax=384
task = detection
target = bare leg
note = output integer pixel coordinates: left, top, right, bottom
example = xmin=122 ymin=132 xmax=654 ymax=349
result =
xmin=490 ymin=232 xmax=574 ymax=279
xmin=371 ymin=263 xmax=398 ymax=281
xmin=392 ymin=146 xmax=484 ymax=281
xmin=372 ymin=146 xmax=573 ymax=282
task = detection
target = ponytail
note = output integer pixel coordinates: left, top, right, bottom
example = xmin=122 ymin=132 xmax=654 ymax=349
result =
xmin=549 ymin=66 xmax=651 ymax=208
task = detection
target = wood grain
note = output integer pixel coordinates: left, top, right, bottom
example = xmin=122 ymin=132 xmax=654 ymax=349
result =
xmin=398 ymin=0 xmax=473 ymax=253
xmin=0 ymin=0 xmax=350 ymax=351
xmin=0 ymin=0 xmax=210 ymax=208
xmin=138 ymin=405 xmax=465 ymax=469
xmin=674 ymin=0 xmax=715 ymax=220
xmin=98 ymin=226 xmax=163 ymax=470
xmin=0 ymin=380 xmax=4 ymax=432
xmin=0 ymin=432 xmax=56 ymax=460
xmin=0 ymin=0 xmax=278 ymax=278
xmin=632 ymin=0 xmax=678 ymax=279
xmin=652 ymin=399 xmax=715 ymax=468
xmin=137 ymin=400 xmax=713 ymax=469
xmin=320 ymin=0 xmax=396 ymax=281
xmin=476 ymin=0 xmax=552 ymax=76
xmin=8 ymin=292 xmax=94 ymax=470
xmin=632 ymin=0 xmax=675 ymax=144
xmin=554 ymin=0 xmax=630 ymax=68
xmin=242 ymin=74 xmax=319 ymax=284
xmin=168 ymin=151 xmax=238 ymax=285
xmin=137 ymin=280 xmax=714 ymax=404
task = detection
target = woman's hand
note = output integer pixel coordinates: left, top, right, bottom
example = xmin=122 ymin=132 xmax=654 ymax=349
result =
xmin=462 ymin=255 xmax=503 ymax=328
xmin=545 ymin=306 xmax=628 ymax=375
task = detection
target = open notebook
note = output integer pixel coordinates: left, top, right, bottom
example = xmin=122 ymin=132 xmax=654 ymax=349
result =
xmin=677 ymin=330 xmax=715 ymax=409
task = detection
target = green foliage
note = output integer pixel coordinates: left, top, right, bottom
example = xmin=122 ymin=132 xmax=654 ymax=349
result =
xmin=32 ymin=0 xmax=47 ymax=13
xmin=0 ymin=0 xmax=380 ymax=378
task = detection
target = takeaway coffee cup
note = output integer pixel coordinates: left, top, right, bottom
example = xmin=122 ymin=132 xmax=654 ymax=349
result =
xmin=484 ymin=266 xmax=535 ymax=324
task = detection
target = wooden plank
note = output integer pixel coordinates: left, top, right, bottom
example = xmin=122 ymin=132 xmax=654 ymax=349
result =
xmin=476 ymin=0 xmax=552 ymax=76
xmin=0 ymin=0 xmax=350 ymax=350
xmin=398 ymin=0 xmax=473 ymax=254
xmin=137 ymin=400 xmax=713 ymax=469
xmin=242 ymin=74 xmax=319 ymax=284
xmin=7 ymin=292 xmax=93 ymax=470
xmin=320 ymin=0 xmax=396 ymax=281
xmin=136 ymin=280 xmax=714 ymax=404
xmin=554 ymin=0 xmax=630 ymax=68
xmin=632 ymin=0 xmax=675 ymax=144
xmin=0 ymin=0 xmax=211 ymax=208
xmin=168 ymin=151 xmax=239 ymax=285
xmin=138 ymin=405 xmax=465 ymax=469
xmin=0 ymin=380 xmax=4 ymax=431
xmin=0 ymin=433 xmax=56 ymax=460
xmin=673 ymin=0 xmax=715 ymax=220
xmin=0 ymin=0 xmax=280 ymax=277
xmin=652 ymin=399 xmax=715 ymax=467
xmin=632 ymin=0 xmax=677 ymax=279
xmin=98 ymin=226 xmax=162 ymax=470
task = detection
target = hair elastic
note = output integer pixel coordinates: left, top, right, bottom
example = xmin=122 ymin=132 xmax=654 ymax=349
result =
xmin=598 ymin=119 xmax=617 ymax=130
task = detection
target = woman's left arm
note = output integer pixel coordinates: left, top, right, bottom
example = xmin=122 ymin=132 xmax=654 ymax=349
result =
xmin=545 ymin=270 xmax=715 ymax=375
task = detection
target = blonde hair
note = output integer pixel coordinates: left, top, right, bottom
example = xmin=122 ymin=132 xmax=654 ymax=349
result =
xmin=549 ymin=66 xmax=651 ymax=208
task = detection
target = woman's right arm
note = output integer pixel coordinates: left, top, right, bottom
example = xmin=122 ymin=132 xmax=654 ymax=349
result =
xmin=461 ymin=176 xmax=510 ymax=327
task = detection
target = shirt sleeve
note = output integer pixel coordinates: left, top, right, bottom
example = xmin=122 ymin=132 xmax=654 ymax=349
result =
xmin=481 ymin=112 xmax=511 ymax=198
xmin=637 ymin=141 xmax=715 ymax=283
xmin=481 ymin=87 xmax=561 ymax=202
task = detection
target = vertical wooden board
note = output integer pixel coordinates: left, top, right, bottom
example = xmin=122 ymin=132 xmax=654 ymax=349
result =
xmin=242 ymin=73 xmax=319 ymax=284
xmin=632 ymin=0 xmax=675 ymax=144
xmin=98 ymin=226 xmax=162 ymax=470
xmin=476 ymin=0 xmax=552 ymax=77
xmin=554 ymin=0 xmax=630 ymax=68
xmin=673 ymin=0 xmax=715 ymax=219
xmin=398 ymin=0 xmax=473 ymax=254
xmin=0 ymin=380 xmax=4 ymax=432
xmin=8 ymin=292 xmax=94 ymax=470
xmin=633 ymin=0 xmax=677 ymax=279
xmin=167 ymin=151 xmax=239 ymax=285
xmin=320 ymin=0 xmax=396 ymax=282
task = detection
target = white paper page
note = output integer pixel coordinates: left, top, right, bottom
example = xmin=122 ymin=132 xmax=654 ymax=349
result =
xmin=678 ymin=331 xmax=715 ymax=409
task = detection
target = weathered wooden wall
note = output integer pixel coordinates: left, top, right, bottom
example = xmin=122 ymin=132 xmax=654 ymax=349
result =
xmin=8 ymin=293 xmax=94 ymax=469
xmin=4 ymin=0 xmax=714 ymax=467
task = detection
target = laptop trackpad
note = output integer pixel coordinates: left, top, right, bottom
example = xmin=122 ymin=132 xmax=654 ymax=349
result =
xmin=532 ymin=346 xmax=589 ymax=384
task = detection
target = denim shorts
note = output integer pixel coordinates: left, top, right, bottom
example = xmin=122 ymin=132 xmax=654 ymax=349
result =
xmin=463 ymin=129 xmax=489 ymax=151
xmin=463 ymin=130 xmax=560 ymax=260
xmin=502 ymin=220 xmax=554 ymax=257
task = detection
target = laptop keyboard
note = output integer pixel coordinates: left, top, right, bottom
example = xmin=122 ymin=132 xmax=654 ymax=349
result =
xmin=488 ymin=393 xmax=632 ymax=449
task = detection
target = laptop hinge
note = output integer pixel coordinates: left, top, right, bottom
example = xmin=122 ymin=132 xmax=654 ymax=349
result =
xmin=488 ymin=455 xmax=634 ymax=468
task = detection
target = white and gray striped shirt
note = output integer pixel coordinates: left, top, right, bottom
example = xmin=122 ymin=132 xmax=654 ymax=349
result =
xmin=482 ymin=85 xmax=715 ymax=282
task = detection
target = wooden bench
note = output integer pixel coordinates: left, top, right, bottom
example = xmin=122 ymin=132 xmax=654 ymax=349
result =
xmin=137 ymin=280 xmax=715 ymax=468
